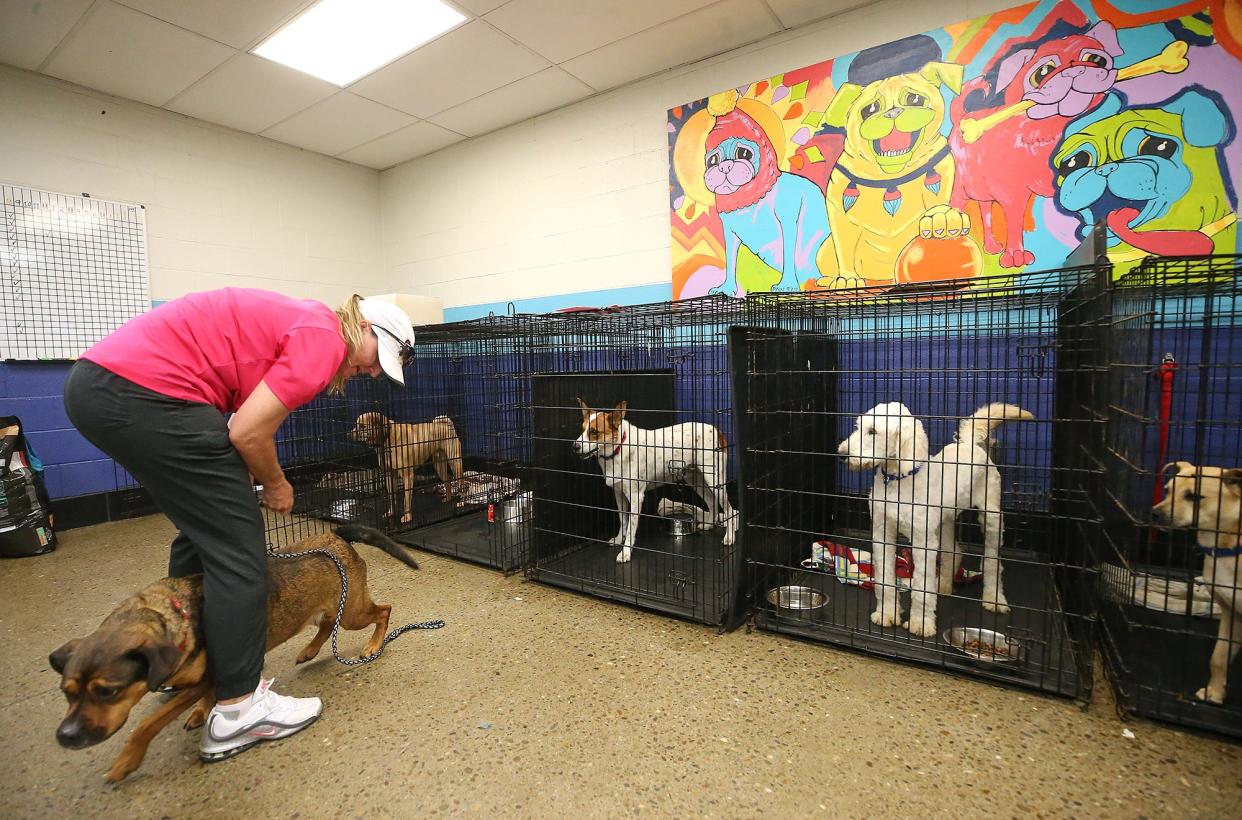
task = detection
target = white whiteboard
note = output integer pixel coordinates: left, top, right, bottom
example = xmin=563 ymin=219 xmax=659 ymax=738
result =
xmin=1 ymin=184 xmax=149 ymax=360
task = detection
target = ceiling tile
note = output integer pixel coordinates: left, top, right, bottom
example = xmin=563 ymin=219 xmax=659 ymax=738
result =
xmin=43 ymin=1 xmax=234 ymax=107
xmin=349 ymin=20 xmax=547 ymax=118
xmin=115 ymin=0 xmax=315 ymax=49
xmin=166 ymin=53 xmax=337 ymax=134
xmin=452 ymin=0 xmax=510 ymax=13
xmin=338 ymin=121 xmax=464 ymax=169
xmin=764 ymin=0 xmax=870 ymax=29
xmin=261 ymin=92 xmax=414 ymax=156
xmin=0 ymin=0 xmax=92 ymax=70
xmin=429 ymin=68 xmax=591 ymax=136
xmin=563 ymin=0 xmax=778 ymax=91
xmin=485 ymin=0 xmax=717 ymax=63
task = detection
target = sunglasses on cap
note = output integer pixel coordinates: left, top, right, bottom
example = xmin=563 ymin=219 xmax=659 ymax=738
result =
xmin=373 ymin=324 xmax=414 ymax=365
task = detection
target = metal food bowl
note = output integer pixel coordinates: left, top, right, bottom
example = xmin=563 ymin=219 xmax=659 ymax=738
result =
xmin=766 ymin=585 xmax=827 ymax=610
xmin=666 ymin=512 xmax=695 ymax=537
xmin=329 ymin=498 xmax=359 ymax=521
xmin=500 ymin=491 xmax=532 ymax=523
xmin=943 ymin=626 xmax=1024 ymax=664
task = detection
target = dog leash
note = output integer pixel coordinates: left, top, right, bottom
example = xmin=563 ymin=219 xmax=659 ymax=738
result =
xmin=266 ymin=544 xmax=444 ymax=667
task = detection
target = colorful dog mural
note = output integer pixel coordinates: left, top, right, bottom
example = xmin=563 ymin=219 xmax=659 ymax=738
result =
xmin=1052 ymin=88 xmax=1236 ymax=265
xmin=669 ymin=0 xmax=1242 ymax=300
xmin=702 ymin=90 xmax=832 ymax=295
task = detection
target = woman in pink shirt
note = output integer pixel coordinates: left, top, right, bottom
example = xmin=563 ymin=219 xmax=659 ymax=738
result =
xmin=60 ymin=288 xmax=415 ymax=762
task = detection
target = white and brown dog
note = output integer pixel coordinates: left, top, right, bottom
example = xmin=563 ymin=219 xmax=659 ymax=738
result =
xmin=350 ymin=412 xmax=463 ymax=522
xmin=837 ymin=402 xmax=1032 ymax=636
xmin=572 ymin=399 xmax=737 ymax=562
xmin=1152 ymin=462 xmax=1242 ymax=704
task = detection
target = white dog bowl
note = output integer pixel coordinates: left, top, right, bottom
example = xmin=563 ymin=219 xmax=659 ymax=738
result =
xmin=943 ymin=627 xmax=1024 ymax=664
xmin=766 ymin=585 xmax=827 ymax=610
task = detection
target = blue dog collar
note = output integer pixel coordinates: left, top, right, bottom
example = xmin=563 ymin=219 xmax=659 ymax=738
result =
xmin=881 ymin=465 xmax=922 ymax=484
xmin=1197 ymin=544 xmax=1242 ymax=558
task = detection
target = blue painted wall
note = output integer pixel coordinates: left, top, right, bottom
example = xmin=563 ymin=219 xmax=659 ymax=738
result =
xmin=1 ymin=361 xmax=116 ymax=499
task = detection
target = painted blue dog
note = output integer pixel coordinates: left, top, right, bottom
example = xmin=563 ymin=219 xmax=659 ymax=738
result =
xmin=702 ymin=94 xmax=831 ymax=295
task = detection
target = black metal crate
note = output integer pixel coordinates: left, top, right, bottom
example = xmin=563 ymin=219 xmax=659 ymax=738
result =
xmin=266 ymin=379 xmax=387 ymax=550
xmin=739 ymin=271 xmax=1104 ymax=698
xmin=523 ymin=297 xmax=746 ymax=627
xmin=1093 ymin=254 xmax=1242 ymax=738
xmin=382 ymin=316 xmax=531 ymax=572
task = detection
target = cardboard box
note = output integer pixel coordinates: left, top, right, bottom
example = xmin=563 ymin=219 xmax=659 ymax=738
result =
xmin=368 ymin=293 xmax=444 ymax=326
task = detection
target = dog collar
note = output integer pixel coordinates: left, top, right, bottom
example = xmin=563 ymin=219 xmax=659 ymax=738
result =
xmin=836 ymin=145 xmax=951 ymax=189
xmin=1198 ymin=544 xmax=1242 ymax=557
xmin=881 ymin=465 xmax=922 ymax=484
xmin=168 ymin=595 xmax=190 ymax=652
xmin=599 ymin=433 xmax=626 ymax=460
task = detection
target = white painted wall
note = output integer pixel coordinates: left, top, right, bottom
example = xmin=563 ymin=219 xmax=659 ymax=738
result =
xmin=0 ymin=64 xmax=384 ymax=307
xmin=380 ymin=0 xmax=1017 ymax=311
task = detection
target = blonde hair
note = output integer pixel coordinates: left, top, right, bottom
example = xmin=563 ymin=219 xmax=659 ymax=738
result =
xmin=330 ymin=293 xmax=367 ymax=395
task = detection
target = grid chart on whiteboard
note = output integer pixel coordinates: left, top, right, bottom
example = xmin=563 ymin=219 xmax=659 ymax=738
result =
xmin=2 ymin=184 xmax=149 ymax=360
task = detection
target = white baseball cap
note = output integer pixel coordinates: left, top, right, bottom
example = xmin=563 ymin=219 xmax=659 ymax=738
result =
xmin=358 ymin=298 xmax=415 ymax=385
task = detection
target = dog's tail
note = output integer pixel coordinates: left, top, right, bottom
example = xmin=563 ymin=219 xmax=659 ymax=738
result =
xmin=334 ymin=524 xmax=421 ymax=570
xmin=958 ymin=403 xmax=1034 ymax=445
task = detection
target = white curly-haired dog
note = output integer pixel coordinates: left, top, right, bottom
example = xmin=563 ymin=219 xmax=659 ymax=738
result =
xmin=837 ymin=401 xmax=1033 ymax=637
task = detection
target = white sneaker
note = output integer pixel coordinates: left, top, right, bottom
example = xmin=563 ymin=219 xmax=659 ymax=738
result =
xmin=199 ymin=678 xmax=323 ymax=762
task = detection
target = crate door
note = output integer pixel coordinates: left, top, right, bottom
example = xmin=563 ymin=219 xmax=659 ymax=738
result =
xmin=531 ymin=371 xmax=675 ymax=562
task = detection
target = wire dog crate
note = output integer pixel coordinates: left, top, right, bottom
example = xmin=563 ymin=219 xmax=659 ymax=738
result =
xmin=523 ymin=297 xmax=746 ymax=627
xmin=384 ymin=316 xmax=531 ymax=572
xmin=738 ymin=271 xmax=1104 ymax=698
xmin=265 ymin=378 xmax=387 ymax=550
xmin=261 ymin=315 xmax=532 ymax=570
xmin=1094 ymin=254 xmax=1242 ymax=737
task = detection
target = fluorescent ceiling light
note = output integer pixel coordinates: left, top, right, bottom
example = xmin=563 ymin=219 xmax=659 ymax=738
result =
xmin=253 ymin=0 xmax=466 ymax=86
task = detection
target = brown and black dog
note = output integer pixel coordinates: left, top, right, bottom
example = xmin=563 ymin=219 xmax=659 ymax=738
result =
xmin=49 ymin=524 xmax=421 ymax=783
xmin=350 ymin=412 xmax=464 ymax=520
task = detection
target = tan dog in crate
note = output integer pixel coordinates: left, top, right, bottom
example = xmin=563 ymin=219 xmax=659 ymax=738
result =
xmin=350 ymin=412 xmax=463 ymax=522
xmin=1152 ymin=462 xmax=1242 ymax=704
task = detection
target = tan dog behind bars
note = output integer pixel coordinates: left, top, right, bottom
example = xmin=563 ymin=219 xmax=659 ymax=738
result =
xmin=1152 ymin=462 xmax=1242 ymax=704
xmin=351 ymin=412 xmax=463 ymax=521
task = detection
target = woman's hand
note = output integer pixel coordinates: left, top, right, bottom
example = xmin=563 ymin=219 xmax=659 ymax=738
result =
xmin=261 ymin=478 xmax=294 ymax=515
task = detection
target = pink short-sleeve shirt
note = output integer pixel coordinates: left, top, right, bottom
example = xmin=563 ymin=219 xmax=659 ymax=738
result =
xmin=83 ymin=288 xmax=348 ymax=413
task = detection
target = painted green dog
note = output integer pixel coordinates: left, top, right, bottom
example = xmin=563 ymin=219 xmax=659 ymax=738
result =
xmin=1052 ymin=88 xmax=1236 ymax=275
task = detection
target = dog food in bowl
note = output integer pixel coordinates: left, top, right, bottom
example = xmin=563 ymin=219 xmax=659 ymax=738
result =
xmin=766 ymin=585 xmax=827 ymax=610
xmin=943 ymin=627 xmax=1024 ymax=664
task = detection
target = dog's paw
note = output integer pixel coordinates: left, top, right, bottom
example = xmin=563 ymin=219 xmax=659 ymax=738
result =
xmin=1195 ymin=686 xmax=1225 ymax=704
xmin=295 ymin=647 xmax=318 ymax=665
xmin=183 ymin=708 xmax=207 ymax=731
xmin=817 ymin=273 xmax=867 ymax=292
xmin=105 ymin=757 xmax=139 ymax=784
xmin=918 ymin=204 xmax=971 ymax=240
xmin=870 ymin=607 xmax=900 ymax=628
xmin=981 ymin=597 xmax=1010 ymax=615
xmin=615 ymin=547 xmax=633 ymax=563
xmin=400 ymin=513 xmax=412 ymax=524
xmin=905 ymin=613 xmax=938 ymax=638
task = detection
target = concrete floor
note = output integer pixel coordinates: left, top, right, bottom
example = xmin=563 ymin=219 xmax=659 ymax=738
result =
xmin=2 ymin=516 xmax=1240 ymax=819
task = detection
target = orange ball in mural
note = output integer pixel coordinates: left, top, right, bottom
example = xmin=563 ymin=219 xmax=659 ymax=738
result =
xmin=895 ymin=233 xmax=983 ymax=285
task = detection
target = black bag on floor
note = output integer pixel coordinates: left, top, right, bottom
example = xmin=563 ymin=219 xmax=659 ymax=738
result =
xmin=0 ymin=415 xmax=56 ymax=558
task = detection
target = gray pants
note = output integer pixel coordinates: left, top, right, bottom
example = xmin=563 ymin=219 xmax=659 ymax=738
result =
xmin=64 ymin=359 xmax=266 ymax=699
